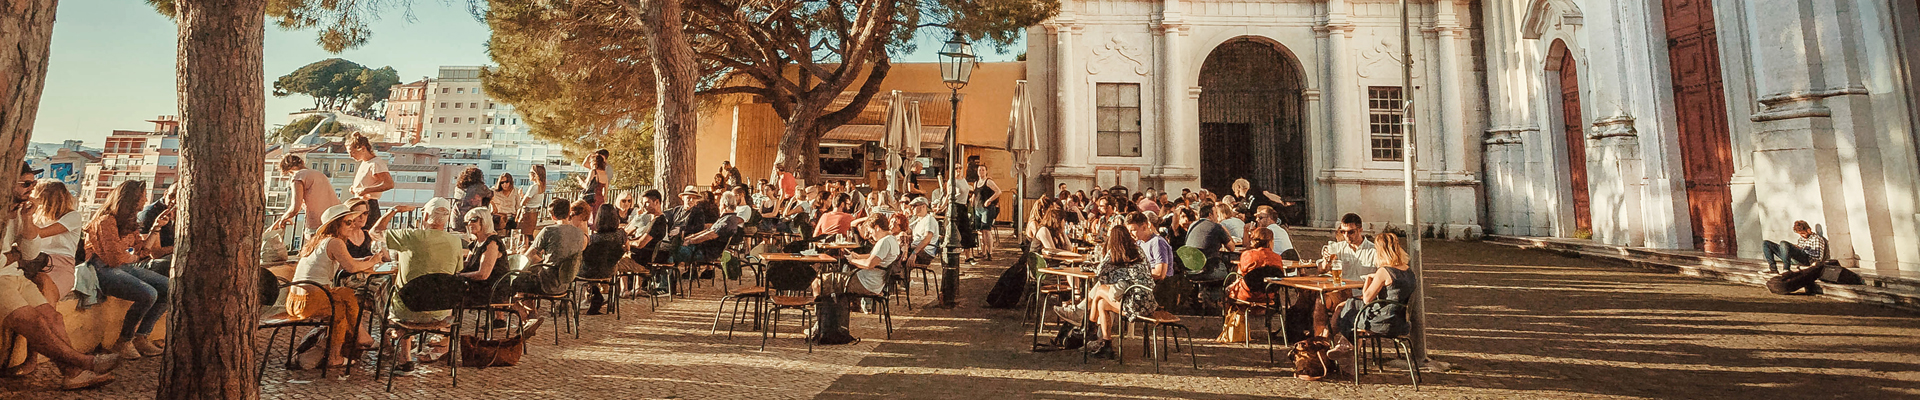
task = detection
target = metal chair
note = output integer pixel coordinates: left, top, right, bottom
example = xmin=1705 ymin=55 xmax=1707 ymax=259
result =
xmin=577 ymin=235 xmax=625 ymax=319
xmin=842 ymin=258 xmax=903 ymax=339
xmin=1225 ymin=265 xmax=1288 ymax=362
xmin=1117 ymin=285 xmax=1199 ymax=373
xmin=760 ymin=260 xmax=819 ymax=352
xmin=1352 ymin=302 xmax=1419 ymax=389
xmin=376 ymin=273 xmax=465 ymax=391
xmin=256 ymin=276 xmax=348 ymax=380
xmin=504 ymin=262 xmax=580 ymax=344
xmin=711 ymin=251 xmax=770 ymax=338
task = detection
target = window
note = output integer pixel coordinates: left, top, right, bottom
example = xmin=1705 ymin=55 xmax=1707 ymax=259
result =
xmin=454 ymin=103 xmax=462 ymax=108
xmin=486 ymin=117 xmax=494 ymax=124
xmin=456 ymin=88 xmax=465 ymax=93
xmin=1368 ymin=86 xmax=1405 ymax=161
xmin=438 ymin=102 xmax=446 ymax=108
xmin=474 ymin=88 xmax=483 ymax=95
xmin=482 ymin=131 xmax=491 ymax=139
xmin=437 ymin=117 xmax=445 ymax=123
xmin=467 ymin=117 xmax=476 ymax=124
xmin=470 ymin=103 xmax=478 ymax=109
xmin=486 ymin=102 xmax=495 ymax=109
xmin=1095 ymin=83 xmax=1143 ymax=157
xmin=440 ymin=88 xmax=448 ymax=93
xmin=466 ymin=132 xmax=474 ymax=138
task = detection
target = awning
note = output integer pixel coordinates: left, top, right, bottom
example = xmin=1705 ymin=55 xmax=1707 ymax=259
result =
xmin=822 ymin=124 xmax=949 ymax=148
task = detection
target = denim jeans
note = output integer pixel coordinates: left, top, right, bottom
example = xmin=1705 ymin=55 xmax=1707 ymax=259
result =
xmin=96 ymin=262 xmax=171 ymax=338
xmin=1762 ymin=240 xmax=1812 ymax=273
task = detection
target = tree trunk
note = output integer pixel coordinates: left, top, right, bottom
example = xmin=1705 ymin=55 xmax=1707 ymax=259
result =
xmin=773 ymin=113 xmax=824 ymax=185
xmin=160 ymin=0 xmax=267 ymax=398
xmin=0 ymin=0 xmax=58 ymax=222
xmin=635 ymin=0 xmax=697 ymax=192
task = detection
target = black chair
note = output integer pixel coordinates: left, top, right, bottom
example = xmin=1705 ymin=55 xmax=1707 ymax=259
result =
xmin=760 ymin=260 xmax=819 ymax=352
xmin=1353 ymin=303 xmax=1419 ymax=388
xmin=842 ymin=258 xmax=902 ymax=339
xmin=377 ymin=273 xmax=466 ymax=391
xmin=711 ymin=251 xmax=770 ymax=338
xmin=1117 ymin=285 xmax=1199 ymax=373
xmin=504 ymin=263 xmax=579 ymax=344
xmin=578 ymin=237 xmax=625 ymax=319
xmin=1226 ymin=265 xmax=1288 ymax=363
xmin=256 ymin=276 xmax=348 ymax=380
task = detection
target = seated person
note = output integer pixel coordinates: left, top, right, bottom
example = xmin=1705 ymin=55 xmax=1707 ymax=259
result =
xmin=582 ymin=204 xmax=627 ymax=314
xmin=1252 ymin=206 xmax=1294 ymax=257
xmin=518 ymin=199 xmax=587 ymax=313
xmin=813 ymin=194 xmax=857 ymax=239
xmin=374 ymin=200 xmax=459 ymax=373
xmin=1763 ymin=220 xmax=1826 ymax=274
xmin=682 ymin=192 xmax=746 ymax=261
xmin=1 ymin=164 xmax=121 ymax=389
xmin=815 ymin=215 xmax=903 ymax=297
xmin=1070 ymin=224 xmax=1159 ymax=360
xmin=904 ymin=196 xmax=942 ymax=266
xmin=1332 ymin=232 xmax=1416 ymax=359
xmin=1227 ymin=227 xmax=1285 ymax=304
xmin=663 ymin=187 xmax=716 ymax=263
xmin=457 ymin=207 xmax=511 ymax=306
xmin=287 ymin=204 xmax=380 ymax=369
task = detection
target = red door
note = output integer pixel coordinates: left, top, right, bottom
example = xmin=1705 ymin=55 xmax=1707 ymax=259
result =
xmin=1556 ymin=45 xmax=1593 ymax=233
xmin=1664 ymin=0 xmax=1736 ymax=254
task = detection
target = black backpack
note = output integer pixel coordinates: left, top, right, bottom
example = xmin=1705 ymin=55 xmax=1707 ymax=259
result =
xmin=811 ymin=294 xmax=858 ymax=345
xmin=984 ymin=254 xmax=1030 ymax=309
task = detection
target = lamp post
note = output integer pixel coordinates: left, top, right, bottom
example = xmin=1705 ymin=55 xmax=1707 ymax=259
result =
xmin=937 ymin=35 xmax=975 ymax=307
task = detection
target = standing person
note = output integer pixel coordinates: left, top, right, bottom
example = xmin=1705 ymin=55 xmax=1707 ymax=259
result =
xmin=579 ymin=152 xmax=610 ymax=223
xmin=720 ymin=161 xmax=744 ymax=188
xmin=348 ymin=133 xmax=395 ymax=231
xmin=82 ymin=181 xmax=170 ymax=360
xmin=1 ymin=162 xmax=122 ymax=389
xmin=969 ymin=162 xmax=1003 ymax=262
xmin=19 ymin=180 xmax=86 ymax=306
xmin=273 ymin=154 xmax=342 ymax=238
xmin=451 ymin=167 xmax=493 ymax=232
xmin=286 ymin=204 xmax=380 ymax=369
xmin=520 ymin=164 xmax=549 ymax=246
xmin=1763 ymin=220 xmax=1827 ymax=274
xmin=491 ymin=173 xmax=523 ymax=235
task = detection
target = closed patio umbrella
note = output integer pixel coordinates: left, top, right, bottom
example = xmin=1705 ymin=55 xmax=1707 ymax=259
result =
xmin=1004 ymin=80 xmax=1039 ymax=237
xmin=881 ymin=90 xmax=911 ymax=193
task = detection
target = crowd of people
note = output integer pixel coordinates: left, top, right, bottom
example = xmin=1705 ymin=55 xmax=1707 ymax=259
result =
xmin=0 ymin=130 xmax=1424 ymax=389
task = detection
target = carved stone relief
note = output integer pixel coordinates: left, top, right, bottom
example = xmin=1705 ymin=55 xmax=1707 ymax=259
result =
xmin=1358 ymin=33 xmax=1420 ymax=79
xmin=1088 ymin=34 xmax=1150 ymax=76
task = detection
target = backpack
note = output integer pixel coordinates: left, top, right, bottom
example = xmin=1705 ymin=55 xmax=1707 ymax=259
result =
xmin=1291 ymin=338 xmax=1339 ymax=381
xmin=811 ymin=294 xmax=858 ymax=345
xmin=1766 ymin=265 xmax=1825 ymax=295
xmin=984 ymin=254 xmax=1031 ymax=309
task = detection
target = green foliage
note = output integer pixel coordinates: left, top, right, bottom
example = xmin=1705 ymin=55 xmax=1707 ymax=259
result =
xmin=146 ymin=0 xmax=395 ymax=52
xmin=270 ymin=115 xmax=348 ymax=144
xmin=485 ymin=0 xmax=659 ymax=188
xmin=273 ymin=58 xmax=401 ymax=115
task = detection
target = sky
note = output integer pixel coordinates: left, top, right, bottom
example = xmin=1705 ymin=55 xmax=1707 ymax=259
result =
xmin=33 ymin=0 xmax=1023 ymax=147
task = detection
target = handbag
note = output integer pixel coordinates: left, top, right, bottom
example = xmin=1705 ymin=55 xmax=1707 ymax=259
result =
xmin=459 ymin=318 xmax=539 ymax=368
xmin=1291 ymin=338 xmax=1339 ymax=381
xmin=1817 ymin=261 xmax=1863 ymax=285
xmin=1215 ymin=305 xmax=1251 ymax=343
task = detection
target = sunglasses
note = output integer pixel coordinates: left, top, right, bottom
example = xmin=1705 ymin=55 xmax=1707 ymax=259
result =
xmin=1336 ymin=229 xmax=1358 ymax=234
xmin=466 ymin=217 xmax=484 ymax=223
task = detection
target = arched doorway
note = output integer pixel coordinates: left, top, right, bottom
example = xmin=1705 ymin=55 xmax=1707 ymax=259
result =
xmin=1198 ymin=38 xmax=1308 ymax=224
xmin=1663 ymin=0 xmax=1736 ymax=253
xmin=1549 ymin=40 xmax=1592 ymax=233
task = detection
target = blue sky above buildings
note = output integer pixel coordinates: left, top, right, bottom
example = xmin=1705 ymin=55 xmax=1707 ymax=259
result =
xmin=35 ymin=0 xmax=1022 ymax=145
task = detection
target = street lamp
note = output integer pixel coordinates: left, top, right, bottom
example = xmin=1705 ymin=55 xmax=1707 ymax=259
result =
xmin=936 ymin=35 xmax=975 ymax=307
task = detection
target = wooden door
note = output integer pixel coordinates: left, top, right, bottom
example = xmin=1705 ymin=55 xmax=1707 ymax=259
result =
xmin=1664 ymin=0 xmax=1736 ymax=253
xmin=1199 ymin=122 xmax=1254 ymax=195
xmin=1557 ymin=49 xmax=1593 ymax=233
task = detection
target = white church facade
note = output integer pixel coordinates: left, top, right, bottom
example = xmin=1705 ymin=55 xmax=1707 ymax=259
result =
xmin=1481 ymin=0 xmax=1920 ymax=273
xmin=1024 ymin=0 xmax=1920 ymax=274
xmin=1025 ymin=0 xmax=1486 ymax=237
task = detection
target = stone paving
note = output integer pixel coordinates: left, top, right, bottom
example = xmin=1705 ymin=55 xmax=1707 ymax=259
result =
xmin=5 ymin=234 xmax=1919 ymax=399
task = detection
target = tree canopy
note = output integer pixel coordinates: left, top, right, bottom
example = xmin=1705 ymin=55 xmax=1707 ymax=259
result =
xmin=146 ymin=0 xmax=403 ymax=52
xmin=482 ymin=0 xmax=1058 ymax=184
xmin=272 ymin=58 xmax=399 ymax=114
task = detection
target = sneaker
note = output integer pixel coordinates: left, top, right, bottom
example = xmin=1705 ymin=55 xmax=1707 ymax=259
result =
xmin=112 ymin=341 xmax=141 ymax=361
xmin=60 ymin=370 xmax=114 ymax=390
xmin=132 ymin=335 xmax=164 ymax=357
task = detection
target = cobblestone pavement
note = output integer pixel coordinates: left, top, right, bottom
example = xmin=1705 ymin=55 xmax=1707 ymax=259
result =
xmin=5 ymin=234 xmax=1918 ymax=399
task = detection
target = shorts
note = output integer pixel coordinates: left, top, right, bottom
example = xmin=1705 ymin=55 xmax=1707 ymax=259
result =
xmin=44 ymin=253 xmax=78 ymax=299
xmin=0 ymin=275 xmax=50 ymax=318
xmin=973 ymin=206 xmax=1000 ymax=231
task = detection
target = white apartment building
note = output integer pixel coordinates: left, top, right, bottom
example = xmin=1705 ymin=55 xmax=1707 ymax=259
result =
xmin=391 ymin=66 xmax=575 ymax=188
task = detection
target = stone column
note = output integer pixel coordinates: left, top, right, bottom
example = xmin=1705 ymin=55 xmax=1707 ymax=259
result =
xmin=1437 ymin=29 xmax=1464 ymax=174
xmin=1160 ymin=6 xmax=1196 ymax=186
xmin=1326 ymin=0 xmax=1358 ymax=172
xmin=1054 ymin=20 xmax=1088 ymax=181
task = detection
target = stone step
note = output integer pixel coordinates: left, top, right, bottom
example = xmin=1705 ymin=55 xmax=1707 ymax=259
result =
xmin=1485 ymin=235 xmax=1920 ymax=313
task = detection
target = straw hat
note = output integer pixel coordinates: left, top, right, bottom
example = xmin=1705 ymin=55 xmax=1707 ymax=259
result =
xmin=318 ymin=204 xmax=366 ymax=229
xmin=678 ymin=185 xmax=702 ymax=198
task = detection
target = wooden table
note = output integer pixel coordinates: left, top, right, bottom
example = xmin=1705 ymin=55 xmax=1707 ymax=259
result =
xmin=814 ymin=242 xmax=862 ymax=250
xmin=759 ymin=253 xmax=842 ymax=273
xmin=1269 ymin=276 xmax=1364 ymax=340
xmin=1034 ymin=267 xmax=1098 ymax=361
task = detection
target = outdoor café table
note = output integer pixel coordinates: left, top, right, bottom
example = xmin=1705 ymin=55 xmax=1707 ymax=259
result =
xmin=1034 ymin=265 xmax=1097 ymax=362
xmin=1269 ymin=275 xmax=1364 ymax=340
xmin=759 ymin=253 xmax=841 ymax=274
xmin=814 ymin=242 xmax=862 ymax=251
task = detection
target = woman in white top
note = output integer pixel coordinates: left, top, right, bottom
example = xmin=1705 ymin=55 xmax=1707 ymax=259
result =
xmin=18 ymin=180 xmax=86 ymax=304
xmin=347 ymin=134 xmax=394 ymax=231
xmin=287 ymin=204 xmax=380 ymax=369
